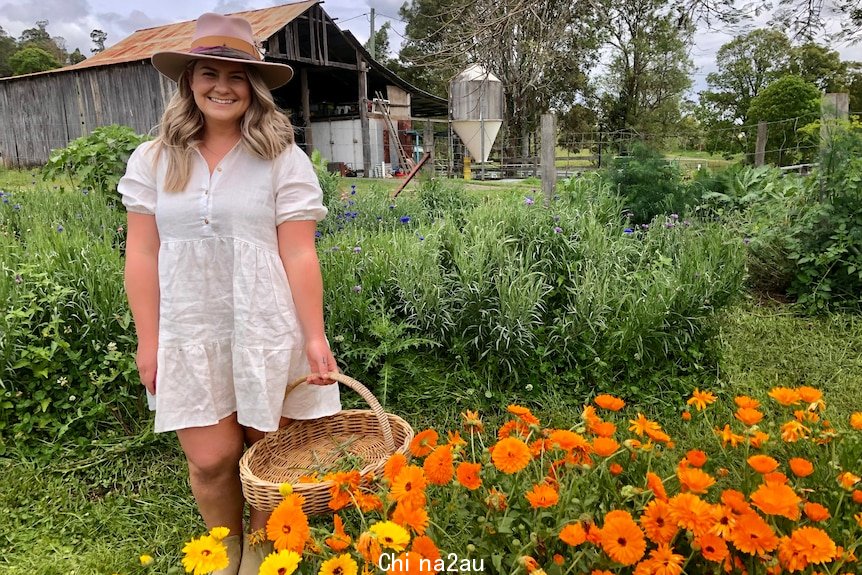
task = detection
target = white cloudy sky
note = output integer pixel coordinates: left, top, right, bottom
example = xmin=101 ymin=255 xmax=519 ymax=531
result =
xmin=1 ymin=0 xmax=861 ymax=96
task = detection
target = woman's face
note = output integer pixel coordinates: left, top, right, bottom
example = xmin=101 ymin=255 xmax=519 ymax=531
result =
xmin=189 ymin=59 xmax=252 ymax=128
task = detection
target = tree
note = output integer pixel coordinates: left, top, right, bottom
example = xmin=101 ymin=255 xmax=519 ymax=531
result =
xmin=397 ymin=0 xmax=466 ymax=98
xmin=90 ymin=29 xmax=107 ymax=54
xmin=8 ymin=46 xmax=60 ymax=75
xmin=365 ymin=22 xmax=391 ymax=61
xmin=598 ymin=0 xmax=694 ymax=140
xmin=0 ymin=26 xmax=17 ymax=77
xmin=68 ymin=48 xmax=86 ymax=65
xmin=18 ymin=20 xmax=67 ymax=64
xmin=788 ymin=42 xmax=848 ymax=92
xmin=746 ymin=75 xmax=821 ymax=166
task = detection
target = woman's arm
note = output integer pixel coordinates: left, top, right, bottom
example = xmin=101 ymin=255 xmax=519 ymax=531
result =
xmin=277 ymin=219 xmax=337 ymax=384
xmin=125 ymin=212 xmax=160 ymax=394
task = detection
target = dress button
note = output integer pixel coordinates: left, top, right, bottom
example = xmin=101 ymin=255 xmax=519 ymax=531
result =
xmin=204 ymin=218 xmax=210 ymax=224
xmin=217 ymin=167 xmax=222 ymax=172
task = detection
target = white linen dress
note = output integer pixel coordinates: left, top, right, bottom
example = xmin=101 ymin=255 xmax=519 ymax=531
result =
xmin=118 ymin=140 xmax=341 ymax=433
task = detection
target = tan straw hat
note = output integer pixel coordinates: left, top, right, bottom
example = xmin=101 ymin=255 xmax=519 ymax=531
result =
xmin=152 ymin=12 xmax=294 ymax=89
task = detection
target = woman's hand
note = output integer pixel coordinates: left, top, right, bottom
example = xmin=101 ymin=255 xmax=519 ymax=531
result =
xmin=306 ymin=337 xmax=338 ymax=385
xmin=136 ymin=341 xmax=158 ymax=394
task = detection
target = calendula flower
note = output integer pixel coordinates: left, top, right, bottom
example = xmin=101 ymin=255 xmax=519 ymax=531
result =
xmin=139 ymin=554 xmax=153 ymax=567
xmin=181 ymin=534 xmax=229 ymax=575
xmin=730 ymin=512 xmax=779 ymax=555
xmin=589 ymin=420 xmax=617 ymax=437
xmin=278 ymin=483 xmax=293 ymax=497
xmin=769 ymin=387 xmax=802 ymax=407
xmin=716 ymin=424 xmax=744 ymax=448
xmin=850 ymin=412 xmax=862 ymax=430
xmin=409 ymin=430 xmax=439 ymax=457
xmin=681 ymin=411 xmax=691 ymax=421
xmin=803 ymin=502 xmax=831 ymax=522
xmin=461 ymin=410 xmax=484 ymax=434
xmin=411 ymin=535 xmax=440 ymax=563
xmin=668 ymin=493 xmax=717 ymax=537
xmin=644 ymin=544 xmax=684 ymax=575
xmin=711 ymin=505 xmax=737 ymax=539
xmin=600 ymin=510 xmax=646 ymax=566
xmin=594 ymin=394 xmax=625 ymax=411
xmin=491 ymin=437 xmax=532 ymax=474
xmin=526 ymin=482 xmax=559 ymax=508
xmin=779 ymin=526 xmax=837 ymax=571
xmin=750 ymin=482 xmax=801 ymax=520
xmin=356 ymin=532 xmax=382 ymax=565
xmin=559 ymin=523 xmax=587 ymax=546
xmin=390 ymin=466 xmax=427 ymax=506
xmin=497 ymin=419 xmax=531 ymax=439
xmin=789 ymin=457 xmax=814 ymax=477
xmin=258 ymin=550 xmax=301 ymax=575
xmin=209 ymin=527 xmax=230 ymax=541
xmin=797 ymin=386 xmax=823 ymax=405
xmin=446 ymin=430 xmax=466 ymax=448
xmin=640 ymin=499 xmax=677 ymax=545
xmin=735 ymin=395 xmax=761 ymax=409
xmin=370 ymin=521 xmax=410 ymax=551
xmin=423 ymin=445 xmax=454 ymax=485
xmin=392 ymin=501 xmax=429 ymax=535
xmin=838 ymin=471 xmax=861 ymax=490
xmin=508 ymin=404 xmax=540 ymax=426
xmin=685 ymin=449 xmax=707 ymax=468
xmin=687 ymin=389 xmax=717 ymax=411
xmin=318 ymin=553 xmax=357 ymax=575
xmin=677 ymin=463 xmax=715 ymax=494
xmin=549 ymin=429 xmax=590 ymax=453
xmin=747 ymin=454 xmax=780 ymax=474
xmin=325 ymin=515 xmax=352 ymax=552
xmin=609 ymin=462 xmax=623 ymax=475
xmin=384 ymin=453 xmax=408 ymax=483
xmin=266 ymin=495 xmax=310 ymax=553
xmin=455 ymin=462 xmax=482 ymax=490
xmin=646 ymin=471 xmax=668 ymax=501
xmin=721 ymin=489 xmax=752 ymax=515
xmin=748 ymin=430 xmax=770 ymax=448
xmin=764 ymin=471 xmax=788 ymax=484
xmin=696 ymin=533 xmax=729 ymax=563
xmin=852 ymin=489 xmax=862 ymax=504
xmin=485 ymin=488 xmax=507 ymax=511
xmin=735 ymin=408 xmax=764 ymax=426
xmin=354 ymin=491 xmax=384 ymax=513
xmin=592 ymin=437 xmax=620 ymax=457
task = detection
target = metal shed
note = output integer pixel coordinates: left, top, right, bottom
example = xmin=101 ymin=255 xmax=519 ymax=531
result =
xmin=0 ymin=0 xmax=446 ymax=174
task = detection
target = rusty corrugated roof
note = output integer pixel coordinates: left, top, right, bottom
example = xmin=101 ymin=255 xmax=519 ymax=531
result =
xmin=69 ymin=0 xmax=319 ymax=71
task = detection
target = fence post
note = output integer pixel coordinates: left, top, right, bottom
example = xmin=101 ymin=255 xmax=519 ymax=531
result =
xmin=754 ymin=121 xmax=767 ymax=166
xmin=541 ymin=113 xmax=557 ymax=206
xmin=423 ymin=120 xmax=434 ymax=177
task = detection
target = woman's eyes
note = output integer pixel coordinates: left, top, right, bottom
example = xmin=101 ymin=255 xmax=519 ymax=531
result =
xmin=201 ymin=72 xmax=246 ymax=81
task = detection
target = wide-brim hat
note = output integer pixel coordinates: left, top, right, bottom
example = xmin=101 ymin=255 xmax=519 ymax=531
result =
xmin=152 ymin=12 xmax=294 ymax=89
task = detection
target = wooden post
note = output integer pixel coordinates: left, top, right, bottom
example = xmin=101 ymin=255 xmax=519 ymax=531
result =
xmin=541 ymin=113 xmax=556 ymax=206
xmin=423 ymin=120 xmax=434 ymax=177
xmin=357 ymin=55 xmax=371 ymax=178
xmin=300 ymin=68 xmax=313 ymax=154
xmin=754 ymin=121 xmax=767 ymax=166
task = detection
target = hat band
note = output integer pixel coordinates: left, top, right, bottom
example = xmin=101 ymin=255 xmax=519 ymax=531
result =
xmin=191 ymin=35 xmax=260 ymax=60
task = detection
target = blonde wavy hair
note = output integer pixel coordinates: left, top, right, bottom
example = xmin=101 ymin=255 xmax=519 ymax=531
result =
xmin=154 ymin=60 xmax=295 ymax=191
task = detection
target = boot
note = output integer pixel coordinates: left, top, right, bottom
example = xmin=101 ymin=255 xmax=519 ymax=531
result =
xmin=213 ymin=534 xmax=242 ymax=575
xmin=238 ymin=536 xmax=274 ymax=575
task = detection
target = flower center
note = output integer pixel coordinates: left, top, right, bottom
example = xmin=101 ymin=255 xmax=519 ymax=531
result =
xmin=617 ymin=537 xmax=627 ymax=546
xmin=202 ymin=550 xmax=211 ymax=556
xmin=282 ymin=525 xmax=292 ymax=534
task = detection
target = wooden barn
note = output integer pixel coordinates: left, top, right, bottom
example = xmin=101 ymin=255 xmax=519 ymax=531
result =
xmin=0 ymin=0 xmax=446 ymax=174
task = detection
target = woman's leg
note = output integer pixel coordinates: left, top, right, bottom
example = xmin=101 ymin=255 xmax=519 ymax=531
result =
xmin=243 ymin=417 xmax=290 ymax=532
xmin=176 ymin=412 xmax=246 ymax=536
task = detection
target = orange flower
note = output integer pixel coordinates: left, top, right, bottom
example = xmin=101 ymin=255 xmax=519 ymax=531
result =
xmin=446 ymin=430 xmax=466 ymax=448
xmin=681 ymin=411 xmax=692 ymax=421
xmin=677 ymin=463 xmax=716 ymax=494
xmin=592 ymin=437 xmax=620 ymax=457
xmin=781 ymin=420 xmax=809 ymax=442
xmin=384 ymin=453 xmax=408 ymax=483
xmin=803 ymin=502 xmax=831 ymax=522
xmin=411 ymin=535 xmax=441 ymax=568
xmin=559 ymin=522 xmax=587 ymax=546
xmin=628 ymin=413 xmax=656 ymax=437
xmin=685 ymin=450 xmax=707 ymax=468
xmin=266 ymin=494 xmax=310 ymax=553
xmin=750 ymin=482 xmax=802 ymax=520
xmin=735 ymin=408 xmax=764 ymax=426
xmin=325 ymin=515 xmax=352 ymax=552
xmin=491 ymin=437 xmax=532 ymax=474
xmin=764 ymin=471 xmax=788 ymax=484
xmin=356 ymin=531 xmax=383 ymax=565
xmin=747 ymin=454 xmax=780 ymax=474
xmin=716 ymin=424 xmax=744 ymax=447
xmin=409 ymin=429 xmax=439 ymax=457
xmin=609 ymin=463 xmax=623 ymax=476
xmin=594 ymin=394 xmax=625 ymax=411
xmin=789 ymin=457 xmax=814 ymax=478
xmin=735 ymin=395 xmax=761 ymax=409
xmin=797 ymin=386 xmax=823 ymax=405
xmin=355 ymin=491 xmax=383 ymax=513
xmin=853 ymin=489 xmax=862 ymax=504
xmin=730 ymin=512 xmax=779 ymax=555
xmin=519 ymin=556 xmax=540 ymax=573
xmin=721 ymin=489 xmax=752 ymax=515
xmin=485 ymin=488 xmax=507 ymax=511
xmin=687 ymin=389 xmax=717 ymax=411
xmin=461 ymin=410 xmax=484 ymax=434
xmin=589 ymin=420 xmax=617 ymax=437
xmin=497 ymin=419 xmax=530 ymax=440
xmin=392 ymin=501 xmax=429 ymax=535
xmin=644 ymin=423 xmax=671 ymax=445
xmin=769 ymin=387 xmax=802 ymax=407
xmin=748 ymin=430 xmax=770 ymax=448
xmin=549 ymin=429 xmax=590 ymax=453
xmin=390 ymin=466 xmax=427 ymax=506
xmin=553 ymin=554 xmax=564 ymax=566
xmin=644 ymin=544 xmax=684 ymax=575
xmin=646 ymin=471 xmax=668 ymax=501
xmin=838 ymin=471 xmax=861 ymax=490
xmin=455 ymin=462 xmax=482 ymax=490
xmin=600 ymin=511 xmax=646 ymax=566
xmin=507 ymin=404 xmax=540 ymax=426
xmin=850 ymin=412 xmax=862 ymax=431
xmin=778 ymin=526 xmax=837 ymax=571
xmin=640 ymin=499 xmax=677 ymax=545
xmin=711 ymin=505 xmax=737 ymax=539
xmin=423 ymin=445 xmax=454 ymax=485
xmin=526 ymin=483 xmax=559 ymax=508
xmin=668 ymin=493 xmax=717 ymax=537
xmin=696 ymin=533 xmax=729 ymax=563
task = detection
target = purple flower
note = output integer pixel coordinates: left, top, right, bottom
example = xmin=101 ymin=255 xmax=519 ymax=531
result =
xmin=56 ymin=225 xmax=64 ymax=232
xmin=665 ymin=222 xmax=674 ymax=229
xmin=399 ymin=215 xmax=411 ymax=224
xmin=670 ymin=213 xmax=679 ymax=220
xmin=315 ymin=230 xmax=322 ymax=238
xmin=389 ymin=204 xmax=396 ymax=210
xmin=352 ymin=285 xmax=362 ymax=293
xmin=553 ymin=226 xmax=563 ymax=234
xmin=743 ymin=237 xmax=751 ymax=245
xmin=82 ymin=189 xmax=89 ymax=195
xmin=683 ymin=220 xmax=691 ymax=227
xmin=351 ymin=185 xmax=357 ymax=195
xmin=524 ymin=197 xmax=534 ymax=206
xmin=14 ymin=274 xmax=22 ymax=284
xmin=330 ymin=246 xmax=340 ymax=251
xmin=2 ymin=197 xmax=8 ymax=204
xmin=641 ymin=224 xmax=650 ymax=230
xmin=353 ymin=246 xmax=362 ymax=253
xmin=13 ymin=204 xmax=20 ymax=211
xmin=623 ymin=228 xmax=634 ymax=235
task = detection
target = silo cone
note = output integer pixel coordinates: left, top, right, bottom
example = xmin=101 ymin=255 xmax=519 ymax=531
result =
xmin=452 ymin=120 xmax=503 ymax=163
xmin=450 ymin=64 xmax=504 ymax=165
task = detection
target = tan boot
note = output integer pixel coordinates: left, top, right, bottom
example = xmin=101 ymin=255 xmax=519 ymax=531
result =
xmin=212 ymin=535 xmax=242 ymax=575
xmin=238 ymin=537 xmax=274 ymax=575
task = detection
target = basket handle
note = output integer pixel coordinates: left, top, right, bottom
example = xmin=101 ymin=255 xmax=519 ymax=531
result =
xmin=285 ymin=372 xmax=396 ymax=453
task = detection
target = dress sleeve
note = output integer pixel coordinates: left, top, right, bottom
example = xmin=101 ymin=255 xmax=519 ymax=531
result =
xmin=118 ymin=142 xmax=157 ymax=215
xmin=274 ymin=144 xmax=328 ymax=225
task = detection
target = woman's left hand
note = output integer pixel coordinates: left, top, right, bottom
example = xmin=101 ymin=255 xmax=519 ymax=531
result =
xmin=306 ymin=337 xmax=338 ymax=385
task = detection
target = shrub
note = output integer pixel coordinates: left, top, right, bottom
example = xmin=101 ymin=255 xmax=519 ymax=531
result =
xmin=42 ymin=125 xmax=149 ymax=203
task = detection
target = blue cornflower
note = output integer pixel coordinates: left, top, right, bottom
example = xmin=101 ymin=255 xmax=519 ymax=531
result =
xmin=14 ymin=274 xmax=22 ymax=284
xmin=314 ymin=230 xmax=322 ymax=238
xmin=351 ymin=185 xmax=356 ymax=195
xmin=623 ymin=228 xmax=634 ymax=235
xmin=348 ymin=200 xmax=355 ymax=206
xmin=352 ymin=285 xmax=362 ymax=293
xmin=553 ymin=226 xmax=563 ymax=233
xmin=743 ymin=237 xmax=751 ymax=245
xmin=665 ymin=222 xmax=674 ymax=228
xmin=330 ymin=246 xmax=340 ymax=251
xmin=670 ymin=213 xmax=679 ymax=220
xmin=399 ymin=215 xmax=411 ymax=224
xmin=2 ymin=197 xmax=8 ymax=204
xmin=353 ymin=246 xmax=362 ymax=253
xmin=389 ymin=204 xmax=395 ymax=210
xmin=82 ymin=189 xmax=89 ymax=195
xmin=524 ymin=197 xmax=534 ymax=206
xmin=13 ymin=204 xmax=21 ymax=211
xmin=57 ymin=225 xmax=64 ymax=232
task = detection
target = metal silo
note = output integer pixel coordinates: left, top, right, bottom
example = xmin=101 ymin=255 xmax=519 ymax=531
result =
xmin=450 ymin=64 xmax=503 ymax=163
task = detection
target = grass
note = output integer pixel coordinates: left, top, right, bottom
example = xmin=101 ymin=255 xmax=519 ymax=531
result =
xmin=3 ymin=300 xmax=861 ymax=573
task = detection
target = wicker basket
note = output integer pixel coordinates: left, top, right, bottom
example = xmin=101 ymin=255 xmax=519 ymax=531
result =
xmin=239 ymin=372 xmax=414 ymax=515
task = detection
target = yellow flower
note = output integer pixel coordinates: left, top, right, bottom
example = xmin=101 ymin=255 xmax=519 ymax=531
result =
xmin=139 ymin=554 xmax=154 ymax=567
xmin=209 ymin=527 xmax=230 ymax=541
xmin=686 ymin=389 xmax=717 ymax=411
xmin=369 ymin=521 xmax=410 ymax=551
xmin=838 ymin=471 xmax=861 ymax=490
xmin=181 ymin=534 xmax=229 ymax=575
xmin=279 ymin=483 xmax=294 ymax=496
xmin=259 ymin=550 xmax=301 ymax=575
xmin=318 ymin=554 xmax=358 ymax=575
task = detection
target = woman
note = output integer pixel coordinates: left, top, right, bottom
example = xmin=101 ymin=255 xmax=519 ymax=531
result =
xmin=119 ymin=12 xmax=340 ymax=575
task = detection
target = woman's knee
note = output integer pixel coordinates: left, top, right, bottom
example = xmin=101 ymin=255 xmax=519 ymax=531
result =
xmin=177 ymin=415 xmax=245 ymax=482
xmin=185 ymin=444 xmax=243 ymax=481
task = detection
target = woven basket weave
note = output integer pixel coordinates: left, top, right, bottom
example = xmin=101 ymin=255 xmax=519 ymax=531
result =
xmin=239 ymin=372 xmax=414 ymax=515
